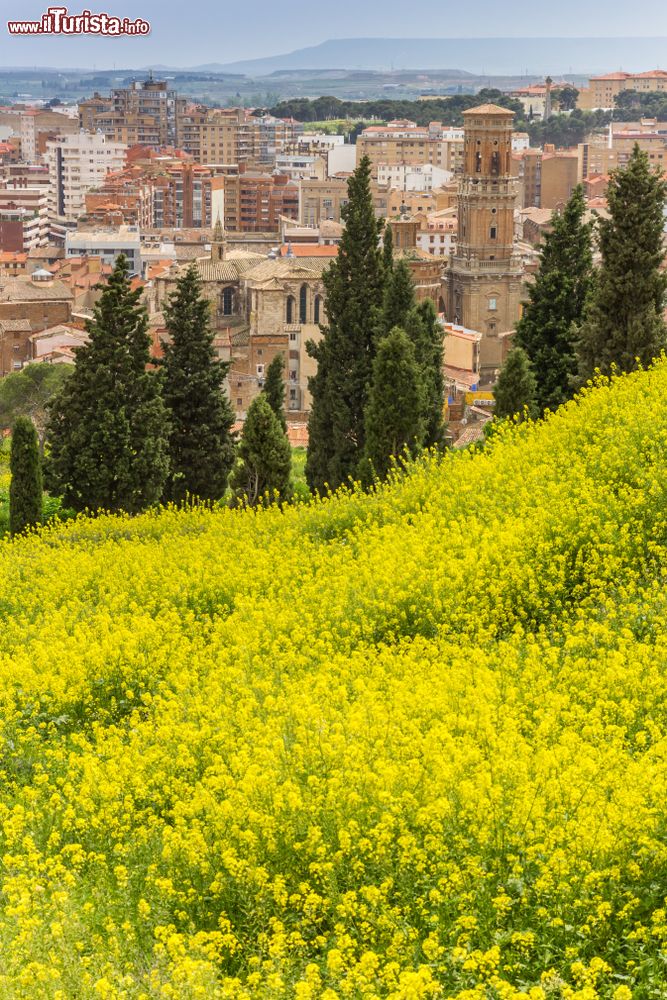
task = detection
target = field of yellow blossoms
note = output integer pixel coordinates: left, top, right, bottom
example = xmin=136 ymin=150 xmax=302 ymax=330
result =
xmin=2 ymin=366 xmax=667 ymax=999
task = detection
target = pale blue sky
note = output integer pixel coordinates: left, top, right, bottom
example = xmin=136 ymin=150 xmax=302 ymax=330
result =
xmin=0 ymin=0 xmax=666 ymax=69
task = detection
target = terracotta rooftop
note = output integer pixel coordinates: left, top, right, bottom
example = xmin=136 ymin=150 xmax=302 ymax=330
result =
xmin=463 ymin=104 xmax=515 ymax=116
xmin=279 ymin=245 xmax=338 ymax=257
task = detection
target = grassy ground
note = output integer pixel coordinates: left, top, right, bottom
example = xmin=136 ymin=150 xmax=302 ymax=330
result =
xmin=291 ymin=446 xmax=310 ymax=502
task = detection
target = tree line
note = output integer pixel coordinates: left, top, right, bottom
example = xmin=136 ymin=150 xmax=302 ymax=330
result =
xmin=262 ymin=90 xmax=524 ymax=127
xmin=7 ymin=258 xmax=295 ymax=534
xmin=494 ymin=144 xmax=667 ymax=423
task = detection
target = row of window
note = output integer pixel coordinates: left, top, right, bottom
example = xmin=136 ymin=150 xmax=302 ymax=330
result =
xmin=286 ymin=285 xmax=323 ymax=325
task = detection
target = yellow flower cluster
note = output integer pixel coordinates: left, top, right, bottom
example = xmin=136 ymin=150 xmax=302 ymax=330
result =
xmin=1 ymin=365 xmax=667 ymax=998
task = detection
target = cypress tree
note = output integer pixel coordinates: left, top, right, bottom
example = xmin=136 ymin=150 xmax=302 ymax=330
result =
xmin=382 ymin=222 xmax=394 ymax=278
xmin=577 ymin=145 xmax=667 ymax=379
xmin=406 ymin=299 xmax=447 ymax=449
xmin=379 ymin=258 xmax=416 ymax=338
xmin=515 ymin=184 xmax=593 ymax=413
xmin=230 ymin=394 xmax=292 ymax=507
xmin=306 ymin=155 xmax=385 ymax=493
xmin=9 ymin=416 xmax=42 ymax=535
xmin=46 ymin=253 xmax=169 ymax=515
xmin=493 ymin=347 xmax=538 ymax=422
xmin=262 ymin=353 xmax=287 ymax=432
xmin=160 ymin=264 xmax=236 ymax=503
xmin=362 ymin=327 xmax=424 ymax=481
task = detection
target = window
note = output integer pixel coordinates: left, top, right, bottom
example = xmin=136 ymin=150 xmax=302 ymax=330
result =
xmin=256 ymin=364 xmax=264 ymax=375
xmin=491 ymin=151 xmax=500 ymax=176
xmin=488 ymin=297 xmax=497 ymax=311
xmin=314 ymin=295 xmax=322 ymax=324
xmin=289 ymin=388 xmax=297 ymax=399
xmin=257 ymin=349 xmax=263 ymax=357
xmin=286 ymin=295 xmax=295 ymax=324
xmin=299 ymin=284 xmax=308 ymax=324
xmin=475 ymin=152 xmax=482 ymax=172
xmin=236 ymin=397 xmax=242 ymax=407
xmin=490 ymin=226 xmax=497 ymax=240
xmin=289 ymin=332 xmax=297 ymax=342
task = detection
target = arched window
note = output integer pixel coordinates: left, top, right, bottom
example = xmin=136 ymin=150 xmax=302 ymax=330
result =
xmin=299 ymin=284 xmax=308 ymax=324
xmin=286 ymin=295 xmax=295 ymax=324
xmin=491 ymin=151 xmax=500 ymax=176
xmin=314 ymin=294 xmax=322 ymax=324
xmin=222 ymin=286 xmax=233 ymax=316
xmin=475 ymin=152 xmax=482 ymax=173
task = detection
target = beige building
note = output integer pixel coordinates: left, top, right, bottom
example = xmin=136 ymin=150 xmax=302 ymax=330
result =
xmin=356 ymin=120 xmax=464 ymax=176
xmin=578 ymin=70 xmax=667 ymax=110
xmin=19 ymin=109 xmax=78 ymax=163
xmin=512 ymin=145 xmax=580 ymax=209
xmin=0 ymin=270 xmax=73 ymax=375
xmin=579 ymin=127 xmax=667 ymax=177
xmin=45 ymin=131 xmax=127 ymax=223
xmin=298 ymin=177 xmax=388 ymax=226
xmin=446 ymin=104 xmax=523 ymax=384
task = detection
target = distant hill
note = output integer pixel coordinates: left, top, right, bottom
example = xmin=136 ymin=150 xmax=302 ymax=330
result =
xmin=206 ymin=36 xmax=667 ymax=77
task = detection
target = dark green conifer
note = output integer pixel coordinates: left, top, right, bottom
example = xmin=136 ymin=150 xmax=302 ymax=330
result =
xmin=362 ymin=327 xmax=424 ymax=481
xmin=262 ymin=353 xmax=287 ymax=432
xmin=577 ymin=146 xmax=667 ymax=379
xmin=493 ymin=347 xmax=538 ymax=422
xmin=46 ymin=254 xmax=169 ymax=514
xmin=305 ymin=155 xmax=385 ymax=493
xmin=230 ymin=395 xmax=292 ymax=507
xmin=515 ymin=185 xmax=593 ymax=412
xmin=9 ymin=416 xmax=42 ymax=535
xmin=160 ymin=264 xmax=236 ymax=503
xmin=406 ymin=299 xmax=447 ymax=448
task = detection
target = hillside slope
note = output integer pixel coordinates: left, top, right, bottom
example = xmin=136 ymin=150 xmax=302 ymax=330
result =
xmin=1 ymin=366 xmax=667 ymax=998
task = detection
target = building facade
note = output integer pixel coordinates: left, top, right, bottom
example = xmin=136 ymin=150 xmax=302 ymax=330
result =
xmin=45 ymin=132 xmax=127 ymax=223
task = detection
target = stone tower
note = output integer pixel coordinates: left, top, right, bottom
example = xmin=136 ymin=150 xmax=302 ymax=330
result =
xmin=210 ymin=212 xmax=227 ymax=263
xmin=446 ymin=104 xmax=523 ymax=383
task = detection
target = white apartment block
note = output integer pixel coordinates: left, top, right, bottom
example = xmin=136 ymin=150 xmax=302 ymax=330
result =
xmin=376 ymin=163 xmax=453 ymax=191
xmin=45 ymin=131 xmax=127 ymax=223
xmin=0 ymin=183 xmax=49 ymax=248
xmin=417 ymin=229 xmax=457 ymax=257
xmin=65 ymin=225 xmax=143 ymax=274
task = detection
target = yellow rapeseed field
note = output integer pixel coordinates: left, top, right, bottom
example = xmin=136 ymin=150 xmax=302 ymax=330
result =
xmin=1 ymin=366 xmax=667 ymax=999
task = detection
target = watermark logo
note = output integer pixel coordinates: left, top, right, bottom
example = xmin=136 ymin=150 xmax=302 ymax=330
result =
xmin=7 ymin=6 xmax=150 ymax=35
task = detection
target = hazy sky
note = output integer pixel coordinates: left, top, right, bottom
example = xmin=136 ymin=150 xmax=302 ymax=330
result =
xmin=1 ymin=0 xmax=666 ymax=69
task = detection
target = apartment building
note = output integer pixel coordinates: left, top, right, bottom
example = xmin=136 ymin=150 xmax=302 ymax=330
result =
xmin=19 ymin=109 xmax=79 ymax=162
xmin=78 ymin=92 xmax=114 ymax=132
xmin=82 ymin=78 xmax=186 ymax=148
xmin=512 ymin=145 xmax=580 ymax=209
xmin=298 ymin=176 xmax=389 ymax=226
xmin=376 ymin=163 xmax=453 ymax=191
xmin=357 ymin=120 xmax=464 ymax=176
xmin=178 ymin=106 xmax=252 ymax=165
xmin=578 ymin=70 xmax=667 ymax=110
xmin=65 ymin=225 xmax=143 ymax=274
xmin=0 ymin=181 xmax=49 ymax=250
xmin=579 ymin=126 xmax=667 ymax=177
xmin=45 ymin=132 xmax=127 ymax=223
xmin=222 ymin=170 xmax=299 ymax=232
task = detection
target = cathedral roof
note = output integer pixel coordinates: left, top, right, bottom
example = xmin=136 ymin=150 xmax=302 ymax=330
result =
xmin=243 ymin=257 xmax=331 ymax=282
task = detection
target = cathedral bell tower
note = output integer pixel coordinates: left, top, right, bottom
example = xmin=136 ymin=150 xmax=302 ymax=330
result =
xmin=210 ymin=213 xmax=227 ymax=263
xmin=446 ymin=104 xmax=523 ymax=384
